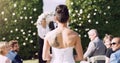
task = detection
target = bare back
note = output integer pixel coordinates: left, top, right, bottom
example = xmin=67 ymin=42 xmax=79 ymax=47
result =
xmin=42 ymin=5 xmax=83 ymax=61
xmin=46 ymin=28 xmax=79 ymax=48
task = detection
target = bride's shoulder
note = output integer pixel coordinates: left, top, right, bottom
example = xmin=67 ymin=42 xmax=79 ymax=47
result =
xmin=65 ymin=29 xmax=79 ymax=36
xmin=45 ymin=29 xmax=56 ymax=38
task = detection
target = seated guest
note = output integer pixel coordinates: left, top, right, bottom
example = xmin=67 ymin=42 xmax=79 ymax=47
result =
xmin=6 ymin=40 xmax=23 ymax=63
xmin=103 ymin=34 xmax=114 ymax=63
xmin=83 ymin=29 xmax=106 ymax=63
xmin=0 ymin=41 xmax=11 ymax=63
xmin=110 ymin=37 xmax=120 ymax=63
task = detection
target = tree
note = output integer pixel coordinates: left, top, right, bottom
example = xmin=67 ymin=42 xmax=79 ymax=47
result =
xmin=0 ymin=0 xmax=43 ymax=59
xmin=67 ymin=0 xmax=120 ymax=50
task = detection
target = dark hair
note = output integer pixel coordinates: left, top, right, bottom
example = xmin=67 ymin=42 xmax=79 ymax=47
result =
xmin=55 ymin=4 xmax=69 ymax=23
xmin=49 ymin=21 xmax=55 ymax=30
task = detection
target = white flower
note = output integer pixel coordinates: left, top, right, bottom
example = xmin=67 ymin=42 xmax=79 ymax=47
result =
xmin=28 ymin=30 xmax=31 ymax=33
xmin=84 ymin=34 xmax=87 ymax=37
xmin=29 ymin=16 xmax=32 ymax=19
xmin=15 ymin=28 xmax=18 ymax=31
xmin=35 ymin=52 xmax=38 ymax=55
xmin=30 ymin=40 xmax=33 ymax=43
xmin=14 ymin=3 xmax=17 ymax=8
xmin=71 ymin=2 xmax=73 ymax=5
xmin=16 ymin=37 xmax=19 ymax=39
xmin=22 ymin=32 xmax=25 ymax=35
xmin=106 ymin=21 xmax=109 ymax=24
xmin=35 ymin=12 xmax=55 ymax=26
xmin=33 ymin=8 xmax=37 ymax=11
xmin=4 ymin=18 xmax=7 ymax=21
xmin=25 ymin=38 xmax=28 ymax=40
xmin=33 ymin=32 xmax=36 ymax=35
xmin=14 ymin=20 xmax=17 ymax=22
xmin=31 ymin=21 xmax=34 ymax=24
xmin=10 ymin=30 xmax=13 ymax=33
xmin=1 ymin=11 xmax=4 ymax=15
xmin=25 ymin=16 xmax=28 ymax=19
xmin=24 ymin=7 xmax=27 ymax=10
xmin=107 ymin=6 xmax=110 ymax=9
xmin=88 ymin=19 xmax=91 ymax=23
xmin=23 ymin=43 xmax=26 ymax=46
xmin=20 ymin=16 xmax=23 ymax=19
xmin=12 ymin=13 xmax=15 ymax=16
xmin=21 ymin=29 xmax=24 ymax=32
xmin=79 ymin=9 xmax=83 ymax=14
xmin=96 ymin=21 xmax=99 ymax=24
xmin=85 ymin=28 xmax=89 ymax=31
xmin=2 ymin=37 xmax=6 ymax=40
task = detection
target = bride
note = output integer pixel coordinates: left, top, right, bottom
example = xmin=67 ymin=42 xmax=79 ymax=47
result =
xmin=42 ymin=4 xmax=83 ymax=63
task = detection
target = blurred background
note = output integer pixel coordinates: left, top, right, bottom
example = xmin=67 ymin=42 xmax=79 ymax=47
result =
xmin=0 ymin=0 xmax=120 ymax=62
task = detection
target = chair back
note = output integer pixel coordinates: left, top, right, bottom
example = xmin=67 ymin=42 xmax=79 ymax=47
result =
xmin=87 ymin=55 xmax=106 ymax=63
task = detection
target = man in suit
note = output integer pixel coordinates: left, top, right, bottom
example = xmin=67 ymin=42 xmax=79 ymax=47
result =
xmin=83 ymin=29 xmax=106 ymax=63
xmin=110 ymin=37 xmax=120 ymax=63
xmin=49 ymin=21 xmax=57 ymax=30
xmin=6 ymin=40 xmax=23 ymax=63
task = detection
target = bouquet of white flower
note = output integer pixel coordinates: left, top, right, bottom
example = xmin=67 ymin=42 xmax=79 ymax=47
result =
xmin=35 ymin=12 xmax=55 ymax=26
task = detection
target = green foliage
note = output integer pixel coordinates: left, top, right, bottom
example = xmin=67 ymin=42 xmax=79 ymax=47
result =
xmin=0 ymin=0 xmax=43 ymax=59
xmin=67 ymin=0 xmax=120 ymax=51
xmin=1 ymin=0 xmax=120 ymax=60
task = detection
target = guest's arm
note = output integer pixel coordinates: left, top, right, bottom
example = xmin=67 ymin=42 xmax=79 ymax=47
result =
xmin=84 ymin=42 xmax=96 ymax=60
xmin=110 ymin=54 xmax=118 ymax=63
xmin=105 ymin=56 xmax=110 ymax=63
xmin=37 ymin=25 xmax=45 ymax=39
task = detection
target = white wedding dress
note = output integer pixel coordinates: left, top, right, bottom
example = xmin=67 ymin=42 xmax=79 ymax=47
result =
xmin=50 ymin=47 xmax=75 ymax=63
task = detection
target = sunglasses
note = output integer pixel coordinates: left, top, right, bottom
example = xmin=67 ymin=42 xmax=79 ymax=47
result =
xmin=111 ymin=42 xmax=117 ymax=45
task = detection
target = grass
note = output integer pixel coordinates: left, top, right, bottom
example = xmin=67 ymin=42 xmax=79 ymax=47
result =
xmin=23 ymin=59 xmax=38 ymax=63
xmin=23 ymin=59 xmax=80 ymax=63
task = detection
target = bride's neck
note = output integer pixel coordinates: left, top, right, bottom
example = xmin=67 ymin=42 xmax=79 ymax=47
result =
xmin=57 ymin=23 xmax=67 ymax=30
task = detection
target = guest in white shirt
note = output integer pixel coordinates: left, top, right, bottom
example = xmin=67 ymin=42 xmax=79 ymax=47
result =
xmin=36 ymin=13 xmax=50 ymax=63
xmin=0 ymin=41 xmax=11 ymax=63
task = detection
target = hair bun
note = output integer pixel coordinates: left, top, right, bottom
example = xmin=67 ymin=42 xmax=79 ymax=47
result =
xmin=56 ymin=8 xmax=63 ymax=13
